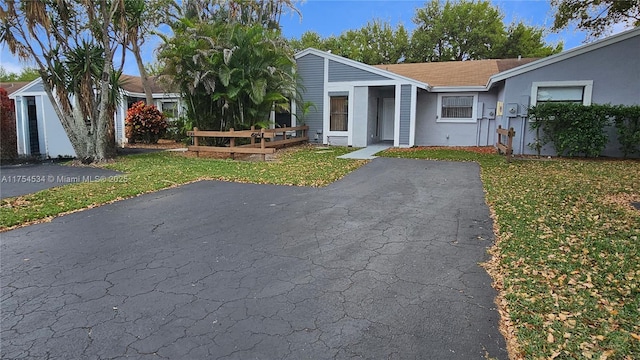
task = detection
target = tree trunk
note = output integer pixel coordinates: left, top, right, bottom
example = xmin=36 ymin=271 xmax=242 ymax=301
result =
xmin=132 ymin=41 xmax=155 ymax=105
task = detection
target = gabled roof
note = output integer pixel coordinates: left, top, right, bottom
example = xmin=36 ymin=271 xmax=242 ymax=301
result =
xmin=119 ymin=75 xmax=177 ymax=95
xmin=488 ymin=26 xmax=640 ymax=87
xmin=7 ymin=75 xmax=179 ymax=98
xmin=295 ymin=48 xmax=429 ymax=89
xmin=0 ymin=81 xmax=31 ymax=96
xmin=374 ymin=58 xmax=538 ymax=87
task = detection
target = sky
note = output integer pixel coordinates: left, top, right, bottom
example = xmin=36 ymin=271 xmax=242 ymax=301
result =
xmin=0 ymin=0 xmax=632 ymax=77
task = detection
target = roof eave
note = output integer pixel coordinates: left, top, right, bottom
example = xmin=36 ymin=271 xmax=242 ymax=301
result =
xmin=295 ymin=48 xmax=429 ymax=89
xmin=8 ymin=77 xmax=44 ymax=99
xmin=430 ymin=85 xmax=488 ymax=92
xmin=486 ymin=27 xmax=640 ymax=88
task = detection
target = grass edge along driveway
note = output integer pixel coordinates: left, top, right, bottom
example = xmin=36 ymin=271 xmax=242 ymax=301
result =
xmin=383 ymin=147 xmax=640 ymax=360
xmin=0 ymin=146 xmax=365 ymax=231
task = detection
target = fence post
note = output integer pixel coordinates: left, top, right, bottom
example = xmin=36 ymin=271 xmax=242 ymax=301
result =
xmin=229 ymin=128 xmax=235 ymax=160
xmin=193 ymin=127 xmax=199 ymax=158
xmin=250 ymin=125 xmax=255 ymax=145
xmin=496 ymin=125 xmax=515 ymax=163
xmin=261 ymin=129 xmax=266 ymax=161
xmin=506 ymin=127 xmax=515 ymax=163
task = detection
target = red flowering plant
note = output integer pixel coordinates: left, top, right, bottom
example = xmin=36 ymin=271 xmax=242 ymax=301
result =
xmin=125 ymin=101 xmax=168 ymax=144
xmin=1 ymin=88 xmax=18 ymax=159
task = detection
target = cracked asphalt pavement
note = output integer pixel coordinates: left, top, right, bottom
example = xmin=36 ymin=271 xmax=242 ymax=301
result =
xmin=1 ymin=158 xmax=507 ymax=359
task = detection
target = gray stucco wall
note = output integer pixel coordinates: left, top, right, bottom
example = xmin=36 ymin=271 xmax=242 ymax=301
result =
xmin=328 ymin=60 xmax=391 ymax=82
xmin=22 ymin=80 xmax=45 ymax=93
xmin=477 ymin=91 xmax=499 ymax=146
xmin=41 ymin=95 xmax=75 ymax=157
xmin=415 ymin=90 xmax=498 ymax=147
xmin=399 ymin=85 xmax=411 ymax=145
xmin=502 ymin=35 xmax=640 ymax=156
xmin=296 ymin=54 xmax=325 ymax=142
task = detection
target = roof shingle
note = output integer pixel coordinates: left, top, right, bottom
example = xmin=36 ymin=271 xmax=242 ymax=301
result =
xmin=374 ymin=58 xmax=539 ymax=87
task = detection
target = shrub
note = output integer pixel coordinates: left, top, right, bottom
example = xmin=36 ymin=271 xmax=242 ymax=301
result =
xmin=529 ymin=103 xmax=610 ymax=157
xmin=125 ymin=101 xmax=168 ymax=144
xmin=0 ymin=88 xmax=18 ymax=160
xmin=164 ymin=115 xmax=192 ymax=145
xmin=612 ymin=105 xmax=640 ymax=158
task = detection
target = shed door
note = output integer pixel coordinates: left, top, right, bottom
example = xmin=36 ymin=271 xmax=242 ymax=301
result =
xmin=381 ymin=98 xmax=395 ymax=141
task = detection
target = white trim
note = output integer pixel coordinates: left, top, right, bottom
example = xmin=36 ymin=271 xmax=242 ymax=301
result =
xmin=39 ymin=95 xmax=48 ymax=157
xmin=530 ymin=80 xmax=594 ymax=106
xmin=431 ymin=86 xmax=487 ymax=93
xmin=123 ymin=91 xmax=181 ymax=99
xmin=488 ymin=27 xmax=640 ymax=87
xmin=327 ymin=79 xmax=416 ymax=87
xmin=394 ymin=85 xmax=401 ymax=147
xmin=436 ymin=93 xmax=479 ymax=123
xmin=8 ymin=78 xmax=43 ymax=99
xmin=409 ymin=85 xmax=417 ymax=147
xmin=323 ymin=58 xmax=329 ymax=144
xmin=325 ymin=90 xmax=353 ymax=139
xmin=296 ymin=48 xmax=429 ymax=90
xmin=290 ymin=99 xmax=297 ymax=127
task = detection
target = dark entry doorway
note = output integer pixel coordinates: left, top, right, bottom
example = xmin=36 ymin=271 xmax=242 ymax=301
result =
xmin=26 ymin=96 xmax=40 ymax=156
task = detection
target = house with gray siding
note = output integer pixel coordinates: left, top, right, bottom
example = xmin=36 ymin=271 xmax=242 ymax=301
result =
xmin=8 ymin=76 xmax=182 ymax=158
xmin=295 ymin=27 xmax=640 ymax=157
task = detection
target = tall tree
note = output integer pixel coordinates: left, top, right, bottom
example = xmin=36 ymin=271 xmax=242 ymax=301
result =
xmin=158 ymin=0 xmax=300 ymax=136
xmin=288 ymin=30 xmax=326 ymax=53
xmin=123 ymin=0 xmax=174 ymax=104
xmin=0 ymin=66 xmax=40 ymax=82
xmin=408 ymin=0 xmax=506 ymax=62
xmin=551 ymin=0 xmax=640 ymax=38
xmin=1 ymin=1 xmax=129 ymax=162
xmin=495 ymin=22 xmax=563 ymax=58
xmin=182 ymin=0 xmax=300 ymax=29
xmin=288 ymin=20 xmax=409 ymax=64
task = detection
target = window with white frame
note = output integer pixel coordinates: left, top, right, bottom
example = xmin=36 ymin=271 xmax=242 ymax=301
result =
xmin=437 ymin=94 xmax=477 ymax=122
xmin=330 ymin=96 xmax=348 ymax=131
xmin=160 ymin=100 xmax=179 ymax=118
xmin=531 ymin=81 xmax=593 ymax=106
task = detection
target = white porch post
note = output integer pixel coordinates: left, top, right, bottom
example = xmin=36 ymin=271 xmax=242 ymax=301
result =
xmin=393 ymin=84 xmax=401 ymax=147
xmin=409 ymin=85 xmax=417 ymax=147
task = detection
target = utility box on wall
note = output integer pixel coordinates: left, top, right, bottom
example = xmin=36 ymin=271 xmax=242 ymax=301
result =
xmin=506 ymin=103 xmax=519 ymax=118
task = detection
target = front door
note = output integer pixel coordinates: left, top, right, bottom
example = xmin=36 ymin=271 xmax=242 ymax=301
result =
xmin=381 ymin=98 xmax=395 ymax=141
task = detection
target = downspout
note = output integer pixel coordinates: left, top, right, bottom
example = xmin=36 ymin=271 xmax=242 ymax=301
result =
xmin=520 ymin=116 xmax=527 ymax=156
xmin=486 ymin=117 xmax=490 ymax=146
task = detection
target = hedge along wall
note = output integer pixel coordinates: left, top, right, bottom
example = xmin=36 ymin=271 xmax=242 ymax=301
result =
xmin=0 ymin=88 xmax=18 ymax=160
xmin=528 ymin=103 xmax=640 ymax=158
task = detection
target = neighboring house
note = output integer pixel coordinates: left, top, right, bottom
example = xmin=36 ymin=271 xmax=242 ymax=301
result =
xmin=0 ymin=82 xmax=30 ymax=159
xmin=7 ymin=76 xmax=182 ymax=158
xmin=294 ymin=27 xmax=640 ymax=156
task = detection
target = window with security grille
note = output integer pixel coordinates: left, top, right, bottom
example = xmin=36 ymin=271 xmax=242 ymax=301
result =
xmin=330 ymin=96 xmax=348 ymax=131
xmin=441 ymin=96 xmax=474 ymax=119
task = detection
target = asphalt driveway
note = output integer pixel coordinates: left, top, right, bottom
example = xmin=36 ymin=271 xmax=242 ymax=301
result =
xmin=0 ymin=158 xmax=507 ymax=359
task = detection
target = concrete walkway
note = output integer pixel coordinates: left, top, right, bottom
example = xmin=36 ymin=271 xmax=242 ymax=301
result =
xmin=1 ymin=158 xmax=507 ymax=359
xmin=337 ymin=143 xmax=392 ymax=160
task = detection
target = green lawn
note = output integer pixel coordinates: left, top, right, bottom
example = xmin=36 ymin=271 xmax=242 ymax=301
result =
xmin=383 ymin=148 xmax=640 ymax=360
xmin=0 ymin=146 xmax=365 ymax=230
